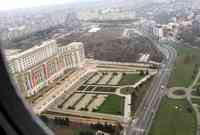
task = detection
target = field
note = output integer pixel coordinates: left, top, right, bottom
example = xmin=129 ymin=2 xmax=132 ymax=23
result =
xmin=118 ymin=73 xmax=144 ymax=85
xmin=169 ymin=46 xmax=200 ymax=87
xmin=192 ymin=99 xmax=200 ymax=106
xmin=149 ymin=97 xmax=196 ymax=135
xmin=95 ymin=95 xmax=124 ymax=115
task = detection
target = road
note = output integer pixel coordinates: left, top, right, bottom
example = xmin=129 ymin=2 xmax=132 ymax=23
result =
xmin=126 ymin=30 xmax=177 ymax=135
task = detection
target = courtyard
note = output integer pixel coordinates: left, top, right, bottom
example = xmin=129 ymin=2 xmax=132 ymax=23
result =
xmin=44 ymin=66 xmax=157 ymax=125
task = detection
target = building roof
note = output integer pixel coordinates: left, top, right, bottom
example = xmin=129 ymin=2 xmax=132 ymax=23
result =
xmin=7 ymin=40 xmax=56 ymax=61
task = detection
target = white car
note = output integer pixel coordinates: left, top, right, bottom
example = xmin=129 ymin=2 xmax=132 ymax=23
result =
xmin=161 ymin=85 xmax=165 ymax=89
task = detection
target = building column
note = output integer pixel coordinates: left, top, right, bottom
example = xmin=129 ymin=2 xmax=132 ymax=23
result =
xmin=43 ymin=63 xmax=48 ymax=79
xmin=31 ymin=70 xmax=36 ymax=88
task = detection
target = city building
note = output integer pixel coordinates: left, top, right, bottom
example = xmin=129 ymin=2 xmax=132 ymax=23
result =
xmin=173 ymin=0 xmax=192 ymax=10
xmin=134 ymin=19 xmax=159 ymax=39
xmin=78 ymin=8 xmax=136 ymax=21
xmin=6 ymin=40 xmax=85 ymax=97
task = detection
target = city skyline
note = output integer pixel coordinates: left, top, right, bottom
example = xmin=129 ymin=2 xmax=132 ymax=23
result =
xmin=0 ymin=0 xmax=98 ymax=10
xmin=0 ymin=0 xmax=178 ymax=11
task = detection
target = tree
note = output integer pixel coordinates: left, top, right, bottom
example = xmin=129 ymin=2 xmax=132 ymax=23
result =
xmin=80 ymin=131 xmax=94 ymax=135
xmin=64 ymin=118 xmax=70 ymax=126
xmin=139 ymin=70 xmax=145 ymax=76
xmin=40 ymin=115 xmax=48 ymax=122
xmin=187 ymin=107 xmax=193 ymax=113
xmin=113 ymin=72 xmax=118 ymax=76
xmin=145 ymin=70 xmax=149 ymax=75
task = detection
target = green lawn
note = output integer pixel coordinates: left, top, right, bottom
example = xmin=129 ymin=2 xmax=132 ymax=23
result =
xmin=149 ymin=97 xmax=196 ymax=135
xmin=94 ymin=87 xmax=116 ymax=92
xmin=118 ymin=73 xmax=144 ymax=85
xmin=96 ymin=95 xmax=124 ymax=115
xmin=192 ymin=99 xmax=200 ymax=111
xmin=192 ymin=99 xmax=200 ymax=106
xmin=169 ymin=46 xmax=200 ymax=87
xmin=120 ymin=87 xmax=133 ymax=95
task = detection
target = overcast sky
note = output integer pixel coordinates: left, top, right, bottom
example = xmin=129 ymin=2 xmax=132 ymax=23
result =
xmin=0 ymin=0 xmax=96 ymax=10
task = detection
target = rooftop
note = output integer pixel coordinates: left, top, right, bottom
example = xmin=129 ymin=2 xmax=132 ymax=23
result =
xmin=6 ymin=39 xmax=56 ymax=61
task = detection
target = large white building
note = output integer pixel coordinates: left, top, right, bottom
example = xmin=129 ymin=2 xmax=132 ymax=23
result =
xmin=7 ymin=40 xmax=58 ymax=74
xmin=6 ymin=40 xmax=85 ymax=97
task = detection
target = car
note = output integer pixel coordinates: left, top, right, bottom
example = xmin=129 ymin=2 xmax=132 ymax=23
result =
xmin=161 ymin=85 xmax=165 ymax=89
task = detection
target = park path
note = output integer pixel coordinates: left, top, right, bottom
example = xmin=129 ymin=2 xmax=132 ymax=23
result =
xmin=189 ymin=68 xmax=200 ymax=135
xmin=167 ymin=68 xmax=200 ymax=99
xmin=167 ymin=87 xmax=188 ymax=99
xmin=115 ymin=88 xmax=131 ymax=122
xmin=167 ymin=68 xmax=200 ymax=135
xmin=185 ymin=68 xmax=200 ymax=101
xmin=190 ymin=68 xmax=200 ymax=88
xmin=186 ymin=68 xmax=200 ymax=102
xmin=193 ymin=104 xmax=200 ymax=135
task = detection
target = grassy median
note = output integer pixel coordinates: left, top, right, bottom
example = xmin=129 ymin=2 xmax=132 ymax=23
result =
xmin=149 ymin=97 xmax=196 ymax=135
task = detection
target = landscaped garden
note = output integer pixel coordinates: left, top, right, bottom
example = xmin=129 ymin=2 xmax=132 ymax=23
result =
xmin=118 ymin=73 xmax=144 ymax=85
xmin=94 ymin=87 xmax=116 ymax=92
xmin=131 ymin=77 xmax=154 ymax=116
xmin=78 ymin=86 xmax=87 ymax=91
xmin=95 ymin=94 xmax=124 ymax=115
xmin=85 ymin=86 xmax=95 ymax=91
xmin=120 ymin=87 xmax=134 ymax=95
xmin=173 ymin=89 xmax=186 ymax=96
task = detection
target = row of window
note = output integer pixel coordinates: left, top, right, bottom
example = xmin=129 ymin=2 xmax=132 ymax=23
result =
xmin=22 ymin=49 xmax=83 ymax=91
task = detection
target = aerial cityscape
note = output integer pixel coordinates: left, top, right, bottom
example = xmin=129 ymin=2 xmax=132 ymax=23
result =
xmin=1 ymin=0 xmax=200 ymax=135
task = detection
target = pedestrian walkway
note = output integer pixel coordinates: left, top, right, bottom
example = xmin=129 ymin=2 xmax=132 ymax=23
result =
xmin=193 ymin=104 xmax=200 ymax=135
xmin=167 ymin=68 xmax=200 ymax=100
xmin=115 ymin=87 xmax=131 ymax=121
xmin=113 ymin=71 xmax=157 ymax=123
xmin=191 ymin=68 xmax=200 ymax=88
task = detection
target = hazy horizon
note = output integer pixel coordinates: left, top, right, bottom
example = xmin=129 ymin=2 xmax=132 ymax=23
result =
xmin=0 ymin=0 xmax=99 ymax=11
